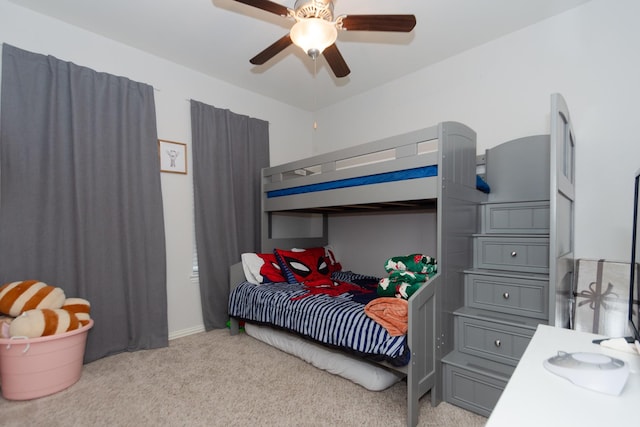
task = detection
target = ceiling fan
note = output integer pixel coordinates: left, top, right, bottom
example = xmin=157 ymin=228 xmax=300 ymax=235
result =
xmin=231 ymin=0 xmax=416 ymax=78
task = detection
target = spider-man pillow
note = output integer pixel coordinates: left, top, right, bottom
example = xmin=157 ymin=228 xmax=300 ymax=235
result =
xmin=290 ymin=246 xmax=342 ymax=273
xmin=274 ymin=247 xmax=334 ymax=285
xmin=241 ymin=252 xmax=287 ymax=285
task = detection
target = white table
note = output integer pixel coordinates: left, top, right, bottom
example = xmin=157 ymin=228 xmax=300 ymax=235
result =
xmin=486 ymin=324 xmax=640 ymax=427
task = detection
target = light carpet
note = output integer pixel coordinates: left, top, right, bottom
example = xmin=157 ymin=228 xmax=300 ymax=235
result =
xmin=0 ymin=329 xmax=487 ymax=426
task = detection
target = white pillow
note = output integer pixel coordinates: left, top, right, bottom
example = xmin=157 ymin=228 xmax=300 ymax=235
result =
xmin=241 ymin=252 xmax=286 ymax=285
xmin=241 ymin=253 xmax=261 ymax=284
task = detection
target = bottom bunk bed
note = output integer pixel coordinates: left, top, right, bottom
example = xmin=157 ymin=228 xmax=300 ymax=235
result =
xmin=229 ymin=252 xmax=438 ymax=427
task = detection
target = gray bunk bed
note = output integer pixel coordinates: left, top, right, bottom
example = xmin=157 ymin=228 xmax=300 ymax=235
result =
xmin=229 ymin=121 xmax=487 ymax=427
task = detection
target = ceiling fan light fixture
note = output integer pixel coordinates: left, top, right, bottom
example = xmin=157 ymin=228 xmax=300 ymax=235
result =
xmin=290 ymin=18 xmax=337 ymax=57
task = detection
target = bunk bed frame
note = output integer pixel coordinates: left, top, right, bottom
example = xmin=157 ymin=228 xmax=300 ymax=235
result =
xmin=229 ymin=121 xmax=487 ymax=426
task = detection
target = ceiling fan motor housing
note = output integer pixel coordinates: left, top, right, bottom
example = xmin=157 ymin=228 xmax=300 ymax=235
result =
xmin=293 ymin=0 xmax=334 ymax=21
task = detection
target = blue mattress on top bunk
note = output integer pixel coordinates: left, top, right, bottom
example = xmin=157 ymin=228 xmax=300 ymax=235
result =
xmin=228 ymin=271 xmax=410 ymax=366
xmin=267 ymin=165 xmax=490 ymax=198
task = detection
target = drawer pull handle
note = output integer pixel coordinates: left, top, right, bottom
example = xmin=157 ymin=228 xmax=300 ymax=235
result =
xmin=503 ymin=292 xmax=510 ymax=299
xmin=510 ymin=251 xmax=517 ymax=257
xmin=494 ymin=339 xmax=502 ymax=348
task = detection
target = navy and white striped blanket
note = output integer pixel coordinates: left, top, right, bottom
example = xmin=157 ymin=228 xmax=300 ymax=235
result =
xmin=228 ymin=272 xmax=409 ymax=365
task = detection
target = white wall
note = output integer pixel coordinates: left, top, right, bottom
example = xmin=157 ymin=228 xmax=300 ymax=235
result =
xmin=314 ymin=0 xmax=640 ymax=263
xmin=0 ymin=0 xmax=313 ymax=338
xmin=329 ymin=211 xmax=437 ymax=277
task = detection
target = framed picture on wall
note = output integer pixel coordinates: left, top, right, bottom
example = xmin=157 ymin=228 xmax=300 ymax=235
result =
xmin=158 ymin=139 xmax=187 ymax=174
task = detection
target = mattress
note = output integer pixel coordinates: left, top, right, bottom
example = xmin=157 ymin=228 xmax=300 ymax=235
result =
xmin=228 ymin=271 xmax=410 ymax=365
xmin=266 ymin=166 xmax=490 ymax=198
xmin=244 ymin=322 xmax=403 ymax=391
xmin=267 ymin=166 xmax=437 ymax=198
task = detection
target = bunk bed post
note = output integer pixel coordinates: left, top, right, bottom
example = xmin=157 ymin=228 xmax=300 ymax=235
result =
xmin=228 ymin=263 xmax=246 ymax=336
xmin=549 ymin=93 xmax=576 ymax=327
xmin=404 ymin=122 xmax=483 ymax=425
xmin=261 ymin=167 xmax=269 ymax=251
xmin=433 ymin=122 xmax=485 ymax=404
xmin=406 ymin=274 xmax=438 ymax=426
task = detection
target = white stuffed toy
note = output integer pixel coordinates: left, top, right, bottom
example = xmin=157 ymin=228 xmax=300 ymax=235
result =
xmin=9 ymin=308 xmax=81 ymax=338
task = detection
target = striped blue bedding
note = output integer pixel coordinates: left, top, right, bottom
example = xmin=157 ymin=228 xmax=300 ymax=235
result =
xmin=228 ymin=272 xmax=410 ymax=365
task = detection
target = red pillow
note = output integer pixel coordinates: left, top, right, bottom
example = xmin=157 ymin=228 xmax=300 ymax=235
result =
xmin=241 ymin=253 xmax=286 ymax=284
xmin=274 ymin=248 xmax=333 ymax=284
xmin=290 ymin=246 xmax=342 ymax=273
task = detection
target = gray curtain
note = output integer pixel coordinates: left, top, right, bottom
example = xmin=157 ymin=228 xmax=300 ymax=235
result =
xmin=0 ymin=44 xmax=168 ymax=362
xmin=191 ymin=100 xmax=269 ymax=330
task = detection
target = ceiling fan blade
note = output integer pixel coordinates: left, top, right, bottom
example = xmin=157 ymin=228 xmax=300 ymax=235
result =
xmin=323 ymin=44 xmax=350 ymax=78
xmin=250 ymin=34 xmax=293 ymax=65
xmin=232 ymin=0 xmax=290 ymax=17
xmin=340 ymin=15 xmax=416 ymax=32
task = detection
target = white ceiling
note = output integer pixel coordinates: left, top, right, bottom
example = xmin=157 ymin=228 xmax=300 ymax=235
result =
xmin=10 ymin=0 xmax=591 ymax=111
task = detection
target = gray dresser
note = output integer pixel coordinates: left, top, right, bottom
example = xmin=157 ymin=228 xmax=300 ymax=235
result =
xmin=442 ymin=196 xmax=548 ymax=416
xmin=441 ymin=97 xmax=576 ymax=417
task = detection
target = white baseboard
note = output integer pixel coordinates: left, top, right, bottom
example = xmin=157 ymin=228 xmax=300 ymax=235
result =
xmin=169 ymin=324 xmax=205 ymax=340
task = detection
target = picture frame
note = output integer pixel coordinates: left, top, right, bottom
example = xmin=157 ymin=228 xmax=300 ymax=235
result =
xmin=158 ymin=139 xmax=187 ymax=174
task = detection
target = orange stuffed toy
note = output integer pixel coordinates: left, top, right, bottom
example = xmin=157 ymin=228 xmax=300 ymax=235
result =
xmin=0 ymin=280 xmax=66 ymax=317
xmin=61 ymin=298 xmax=91 ymax=326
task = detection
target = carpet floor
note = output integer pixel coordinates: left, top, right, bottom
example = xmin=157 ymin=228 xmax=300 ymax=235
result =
xmin=0 ymin=328 xmax=487 ymax=426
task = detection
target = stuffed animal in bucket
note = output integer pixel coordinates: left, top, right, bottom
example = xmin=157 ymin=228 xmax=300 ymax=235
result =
xmin=0 ymin=280 xmax=92 ymax=338
xmin=0 ymin=280 xmax=66 ymax=317
xmin=9 ymin=308 xmax=81 ymax=338
xmin=62 ymin=298 xmax=91 ymax=326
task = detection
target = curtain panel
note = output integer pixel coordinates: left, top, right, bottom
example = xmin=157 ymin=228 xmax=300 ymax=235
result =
xmin=0 ymin=44 xmax=168 ymax=362
xmin=191 ymin=100 xmax=269 ymax=330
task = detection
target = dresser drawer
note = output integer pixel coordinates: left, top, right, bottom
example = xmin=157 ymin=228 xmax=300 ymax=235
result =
xmin=465 ymin=272 xmax=548 ymax=319
xmin=483 ymin=201 xmax=549 ymax=234
xmin=442 ymin=351 xmax=513 ymax=417
xmin=456 ymin=315 xmax=535 ymax=366
xmin=474 ymin=236 xmax=549 ymax=273
xmin=443 ymin=364 xmax=506 ymax=417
